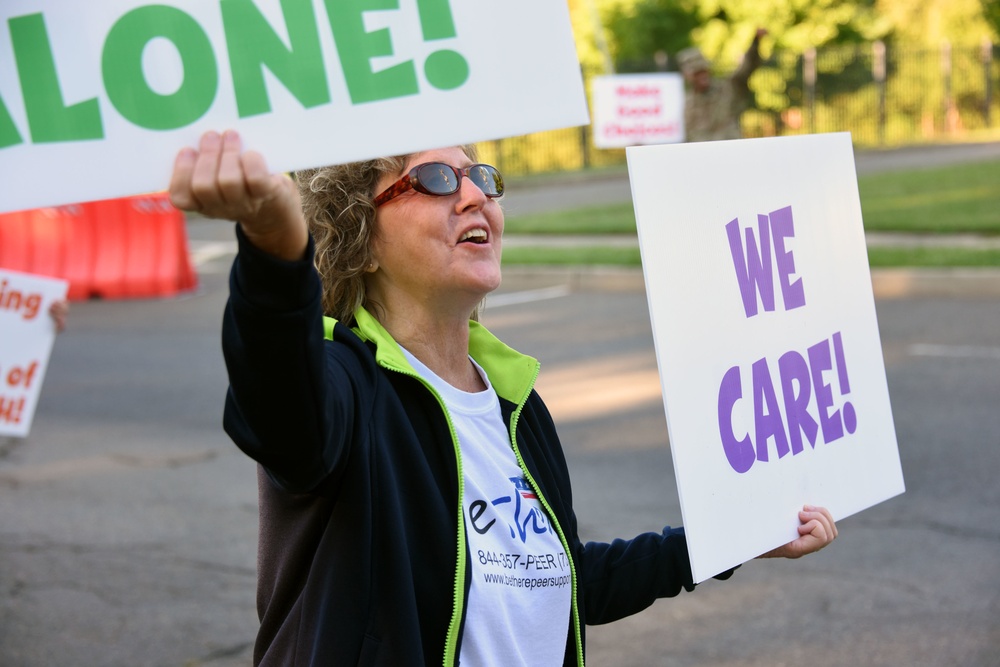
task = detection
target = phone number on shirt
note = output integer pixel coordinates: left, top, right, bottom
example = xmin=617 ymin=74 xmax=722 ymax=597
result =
xmin=477 ymin=550 xmax=568 ymax=572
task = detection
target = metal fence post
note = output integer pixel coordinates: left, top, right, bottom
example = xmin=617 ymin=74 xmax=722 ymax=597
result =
xmin=984 ymin=39 xmax=994 ymax=126
xmin=942 ymin=40 xmax=956 ymax=134
xmin=492 ymin=139 xmax=503 ymax=176
xmin=804 ymin=48 xmax=816 ymax=135
xmin=873 ymin=41 xmax=886 ymax=145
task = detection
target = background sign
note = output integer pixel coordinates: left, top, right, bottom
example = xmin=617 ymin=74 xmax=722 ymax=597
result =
xmin=0 ymin=0 xmax=588 ymax=213
xmin=627 ymin=133 xmax=905 ymax=582
xmin=0 ymin=270 xmax=67 ymax=438
xmin=591 ymin=73 xmax=683 ymax=148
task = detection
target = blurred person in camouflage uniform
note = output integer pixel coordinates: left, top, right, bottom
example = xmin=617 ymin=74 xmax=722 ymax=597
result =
xmin=678 ymin=28 xmax=766 ymax=142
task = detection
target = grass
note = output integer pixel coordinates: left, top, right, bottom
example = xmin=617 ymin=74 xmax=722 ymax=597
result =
xmin=867 ymin=247 xmax=1000 ymax=268
xmin=504 ymin=202 xmax=636 ymax=236
xmin=502 ymin=246 xmax=642 ymax=266
xmin=502 ymin=159 xmax=1000 ymax=237
xmin=858 ymin=160 xmax=1000 ymax=233
xmin=501 ymin=157 xmax=1000 ymax=267
xmin=502 ymin=245 xmax=1000 ymax=268
xmin=504 ymin=202 xmax=636 ymax=235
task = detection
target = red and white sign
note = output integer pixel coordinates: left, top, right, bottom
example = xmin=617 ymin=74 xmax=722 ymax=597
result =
xmin=0 ymin=270 xmax=67 ymax=438
xmin=592 ymin=74 xmax=684 ymax=149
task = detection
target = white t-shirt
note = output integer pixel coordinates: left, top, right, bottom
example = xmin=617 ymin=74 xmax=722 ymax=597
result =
xmin=401 ymin=348 xmax=571 ymax=667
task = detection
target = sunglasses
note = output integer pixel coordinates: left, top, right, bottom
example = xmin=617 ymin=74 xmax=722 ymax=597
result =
xmin=374 ymin=162 xmax=504 ymax=207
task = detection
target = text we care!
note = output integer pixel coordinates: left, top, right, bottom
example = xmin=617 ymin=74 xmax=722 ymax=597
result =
xmin=718 ymin=206 xmax=859 ymax=475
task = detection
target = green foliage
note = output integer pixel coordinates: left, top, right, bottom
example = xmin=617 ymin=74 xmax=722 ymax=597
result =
xmin=877 ymin=0 xmax=994 ymax=46
xmin=598 ymin=0 xmax=891 ymax=133
xmin=983 ymin=0 xmax=1000 ymax=39
xmin=593 ymin=0 xmax=993 ymax=75
xmin=740 ymin=42 xmax=1000 ymax=144
xmin=566 ymin=0 xmax=615 ymax=77
xmin=602 ymin=0 xmax=699 ymax=71
xmin=695 ymin=0 xmax=887 ymax=64
xmin=477 ymin=2 xmax=1000 ymax=177
xmin=604 ymin=0 xmax=888 ymax=70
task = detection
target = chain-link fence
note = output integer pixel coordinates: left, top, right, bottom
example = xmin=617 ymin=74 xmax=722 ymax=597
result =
xmin=478 ymin=42 xmax=999 ymax=178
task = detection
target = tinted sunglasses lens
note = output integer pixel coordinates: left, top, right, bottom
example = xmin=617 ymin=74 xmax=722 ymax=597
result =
xmin=415 ymin=163 xmax=460 ymax=195
xmin=469 ymin=165 xmax=503 ymax=197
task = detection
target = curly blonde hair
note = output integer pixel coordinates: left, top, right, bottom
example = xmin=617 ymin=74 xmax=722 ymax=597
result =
xmin=295 ymin=145 xmax=480 ymax=324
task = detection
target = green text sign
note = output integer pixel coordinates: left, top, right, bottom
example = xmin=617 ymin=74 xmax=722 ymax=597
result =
xmin=0 ymin=0 xmax=588 ymax=213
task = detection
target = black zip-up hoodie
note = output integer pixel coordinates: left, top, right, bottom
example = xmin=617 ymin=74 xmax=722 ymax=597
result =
xmin=222 ymin=229 xmax=725 ymax=666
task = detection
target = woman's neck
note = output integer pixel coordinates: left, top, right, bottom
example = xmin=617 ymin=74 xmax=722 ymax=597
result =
xmin=376 ymin=304 xmax=485 ymax=393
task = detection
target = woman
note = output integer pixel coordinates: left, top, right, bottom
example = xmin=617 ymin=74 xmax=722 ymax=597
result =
xmin=169 ymin=130 xmax=837 ymax=667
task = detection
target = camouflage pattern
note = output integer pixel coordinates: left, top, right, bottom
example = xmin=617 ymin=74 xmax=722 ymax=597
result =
xmin=683 ymin=40 xmax=762 ymax=143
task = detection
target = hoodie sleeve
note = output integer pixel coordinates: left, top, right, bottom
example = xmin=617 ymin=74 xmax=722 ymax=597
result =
xmin=221 ymin=225 xmax=367 ymax=494
xmin=577 ymin=526 xmax=738 ymax=625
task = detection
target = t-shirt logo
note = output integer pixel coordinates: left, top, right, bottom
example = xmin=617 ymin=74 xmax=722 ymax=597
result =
xmin=468 ymin=476 xmax=551 ymax=544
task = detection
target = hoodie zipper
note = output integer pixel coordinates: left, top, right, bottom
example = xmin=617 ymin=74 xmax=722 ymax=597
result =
xmin=506 ymin=363 xmax=585 ymax=667
xmin=378 ymin=362 xmax=467 ymax=667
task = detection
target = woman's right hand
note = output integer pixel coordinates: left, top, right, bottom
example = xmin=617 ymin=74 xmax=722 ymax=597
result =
xmin=169 ymin=130 xmax=308 ymax=261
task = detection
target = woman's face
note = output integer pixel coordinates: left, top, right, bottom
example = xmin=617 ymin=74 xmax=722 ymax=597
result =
xmin=368 ymin=146 xmax=504 ymax=317
xmin=690 ymin=68 xmax=711 ymax=92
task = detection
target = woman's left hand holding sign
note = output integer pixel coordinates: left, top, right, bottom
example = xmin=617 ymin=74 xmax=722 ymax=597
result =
xmin=757 ymin=505 xmax=839 ymax=560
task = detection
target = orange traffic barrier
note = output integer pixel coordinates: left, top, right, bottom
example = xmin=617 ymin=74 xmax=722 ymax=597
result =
xmin=86 ymin=198 xmax=130 ymax=299
xmin=0 ymin=194 xmax=197 ymax=300
xmin=59 ymin=205 xmax=97 ymax=301
xmin=0 ymin=209 xmax=33 ymax=274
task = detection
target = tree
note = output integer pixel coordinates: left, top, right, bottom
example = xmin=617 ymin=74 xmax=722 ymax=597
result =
xmin=602 ymin=0 xmax=700 ymax=72
xmin=590 ymin=0 xmax=892 ymax=139
xmin=984 ymin=0 xmax=1000 ymax=39
xmin=601 ymin=0 xmax=888 ymax=72
xmin=692 ymin=0 xmax=888 ymax=65
xmin=875 ymin=0 xmax=994 ymax=46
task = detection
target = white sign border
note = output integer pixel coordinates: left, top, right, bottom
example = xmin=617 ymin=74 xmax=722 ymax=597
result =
xmin=627 ymin=133 xmax=905 ymax=582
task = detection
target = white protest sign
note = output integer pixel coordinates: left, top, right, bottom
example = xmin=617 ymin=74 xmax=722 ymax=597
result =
xmin=591 ymin=73 xmax=683 ymax=148
xmin=0 ymin=0 xmax=589 ymax=214
xmin=0 ymin=270 xmax=68 ymax=438
xmin=627 ymin=133 xmax=904 ymax=582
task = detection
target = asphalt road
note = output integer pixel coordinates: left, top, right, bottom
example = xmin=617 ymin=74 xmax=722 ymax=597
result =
xmin=2 ymin=140 xmax=999 ymax=666
xmin=487 ymin=283 xmax=1000 ymax=667
xmin=2 ymin=239 xmax=999 ymax=665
